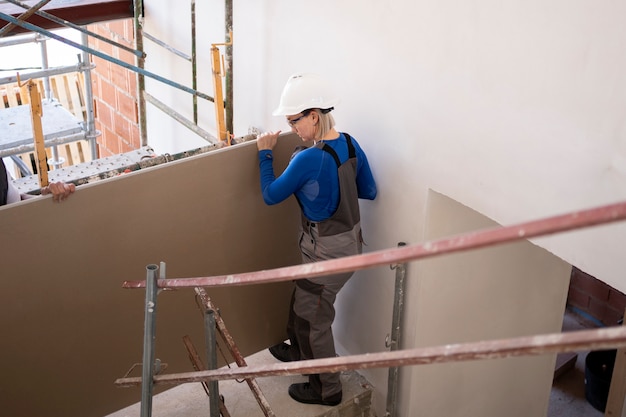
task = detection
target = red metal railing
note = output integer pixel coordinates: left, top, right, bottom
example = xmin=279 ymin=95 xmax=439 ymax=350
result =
xmin=116 ymin=200 xmax=626 ymax=388
xmin=123 ymin=200 xmax=626 ymax=289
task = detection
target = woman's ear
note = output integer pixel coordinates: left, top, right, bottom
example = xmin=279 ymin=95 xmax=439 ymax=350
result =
xmin=311 ymin=110 xmax=319 ymax=125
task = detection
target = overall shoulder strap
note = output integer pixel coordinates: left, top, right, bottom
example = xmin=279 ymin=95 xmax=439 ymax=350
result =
xmin=315 ymin=140 xmax=341 ymax=167
xmin=318 ymin=133 xmax=356 ymax=167
xmin=342 ymin=132 xmax=356 ymax=159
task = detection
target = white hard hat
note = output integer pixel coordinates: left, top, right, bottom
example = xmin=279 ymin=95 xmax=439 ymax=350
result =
xmin=272 ymin=73 xmax=340 ymax=116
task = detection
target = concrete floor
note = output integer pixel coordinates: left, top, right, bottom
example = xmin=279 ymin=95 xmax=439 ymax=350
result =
xmin=547 ymin=308 xmax=605 ymax=417
xmin=107 ymin=308 xmax=609 ymax=417
xmin=107 ymin=348 xmax=374 ymax=417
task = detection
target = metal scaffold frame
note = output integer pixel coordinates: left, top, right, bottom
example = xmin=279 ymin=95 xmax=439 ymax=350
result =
xmin=115 ymin=200 xmax=626 ymax=416
xmin=0 ymin=0 xmax=234 ymax=159
xmin=135 ymin=262 xmax=276 ymax=417
xmin=0 ymin=30 xmax=100 ymax=167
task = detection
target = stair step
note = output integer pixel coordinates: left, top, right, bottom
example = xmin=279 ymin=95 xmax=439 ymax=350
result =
xmin=554 ymin=352 xmax=578 ymax=380
xmin=106 ymin=348 xmax=374 ymax=417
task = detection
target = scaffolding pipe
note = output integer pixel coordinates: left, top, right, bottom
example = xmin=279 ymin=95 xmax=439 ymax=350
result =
xmin=133 ymin=0 xmax=147 ymax=147
xmin=0 ymin=62 xmax=93 ymax=85
xmin=122 ymin=200 xmax=626 ymax=289
xmin=0 ymin=31 xmax=42 ymax=47
xmin=203 ymin=306 xmax=220 ymax=417
xmin=0 ymin=131 xmax=87 ymax=158
xmin=37 ymin=36 xmax=51 ymax=99
xmin=144 ymin=92 xmax=217 ymax=143
xmin=385 ymin=242 xmax=407 ymax=417
xmin=225 ymin=0 xmax=233 ymax=135
xmin=142 ymin=31 xmax=191 ymax=61
xmin=0 ymin=0 xmax=51 ymax=37
xmin=81 ymin=31 xmax=98 ymax=160
xmin=140 ymin=264 xmax=159 ymax=417
xmin=191 ymin=0 xmax=197 ymax=124
xmin=0 ymin=12 xmax=216 ymax=103
xmin=5 ymin=0 xmax=145 ymax=58
xmin=115 ymin=325 xmax=626 ymax=387
xmin=35 ymin=33 xmax=66 ymax=169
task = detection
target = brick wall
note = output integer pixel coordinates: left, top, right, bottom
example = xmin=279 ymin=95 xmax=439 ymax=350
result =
xmin=568 ymin=267 xmax=626 ymax=326
xmin=87 ymin=19 xmax=141 ymax=158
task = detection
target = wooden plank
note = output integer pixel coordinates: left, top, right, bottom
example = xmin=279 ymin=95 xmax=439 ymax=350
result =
xmin=0 ymin=0 xmax=134 ymax=35
xmin=4 ymin=85 xmax=22 ymax=107
xmin=62 ymin=143 xmax=74 ymax=166
xmin=75 ymin=140 xmax=88 ymax=163
xmin=181 ymin=336 xmax=232 ymax=417
xmin=195 ymin=287 xmax=276 ymax=417
xmin=67 ymin=73 xmax=86 ymax=120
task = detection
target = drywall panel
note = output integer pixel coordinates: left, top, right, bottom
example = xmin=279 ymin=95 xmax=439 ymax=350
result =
xmin=403 ymin=190 xmax=571 ymax=417
xmin=0 ymin=134 xmax=303 ymax=417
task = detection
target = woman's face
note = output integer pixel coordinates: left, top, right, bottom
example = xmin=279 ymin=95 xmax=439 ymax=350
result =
xmin=286 ymin=110 xmax=317 ymax=142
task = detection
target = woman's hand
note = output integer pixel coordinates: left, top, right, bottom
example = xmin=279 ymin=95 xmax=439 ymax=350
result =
xmin=256 ymin=131 xmax=282 ymax=151
xmin=42 ymin=181 xmax=76 ymax=202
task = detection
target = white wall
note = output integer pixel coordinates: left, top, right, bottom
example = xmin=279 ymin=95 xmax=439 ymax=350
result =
xmin=142 ymin=1 xmax=626 ymax=415
xmin=233 ymin=0 xmax=626 ymax=286
xmin=142 ymin=0 xmax=227 ymax=153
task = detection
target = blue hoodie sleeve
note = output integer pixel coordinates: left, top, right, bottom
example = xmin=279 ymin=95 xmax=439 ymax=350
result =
xmin=354 ymin=143 xmax=377 ymax=200
xmin=258 ymin=149 xmax=307 ymax=205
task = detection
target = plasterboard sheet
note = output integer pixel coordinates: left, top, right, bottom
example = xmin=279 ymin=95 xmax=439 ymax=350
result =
xmin=0 ymin=133 xmax=303 ymax=417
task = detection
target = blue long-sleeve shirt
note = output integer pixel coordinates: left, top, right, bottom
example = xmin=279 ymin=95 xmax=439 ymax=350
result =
xmin=258 ymin=132 xmax=377 ymax=222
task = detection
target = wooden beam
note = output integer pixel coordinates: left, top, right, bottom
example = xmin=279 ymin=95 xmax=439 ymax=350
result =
xmin=181 ymin=336 xmax=231 ymax=417
xmin=194 ymin=288 xmax=276 ymax=417
xmin=0 ymin=0 xmax=52 ymax=37
xmin=0 ymin=0 xmax=133 ymax=36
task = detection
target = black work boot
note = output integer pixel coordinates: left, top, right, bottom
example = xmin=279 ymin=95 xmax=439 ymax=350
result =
xmin=268 ymin=342 xmax=300 ymax=362
xmin=288 ymin=382 xmax=342 ymax=406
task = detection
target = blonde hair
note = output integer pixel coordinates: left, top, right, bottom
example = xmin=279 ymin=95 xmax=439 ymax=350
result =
xmin=312 ymin=109 xmax=336 ymax=140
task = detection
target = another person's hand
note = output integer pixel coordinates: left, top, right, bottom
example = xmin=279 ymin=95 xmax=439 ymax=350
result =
xmin=257 ymin=131 xmax=281 ymax=151
xmin=42 ymin=181 xmax=76 ymax=202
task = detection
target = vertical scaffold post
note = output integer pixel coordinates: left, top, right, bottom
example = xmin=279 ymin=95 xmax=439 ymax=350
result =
xmin=140 ymin=264 xmax=159 ymax=417
xmin=204 ymin=303 xmax=220 ymax=417
xmin=385 ymin=242 xmax=407 ymax=417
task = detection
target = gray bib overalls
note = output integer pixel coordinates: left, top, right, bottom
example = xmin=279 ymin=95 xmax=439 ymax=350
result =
xmin=287 ymin=133 xmax=362 ymax=399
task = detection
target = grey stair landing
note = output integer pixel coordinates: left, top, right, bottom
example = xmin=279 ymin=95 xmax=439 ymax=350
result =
xmin=106 ymin=348 xmax=374 ymax=417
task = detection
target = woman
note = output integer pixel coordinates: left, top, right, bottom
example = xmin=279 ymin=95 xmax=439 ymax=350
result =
xmin=1 ymin=159 xmax=75 ymax=206
xmin=256 ymin=73 xmax=377 ymax=406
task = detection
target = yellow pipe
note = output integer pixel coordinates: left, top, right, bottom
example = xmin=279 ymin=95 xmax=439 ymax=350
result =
xmin=18 ymin=74 xmax=48 ymax=187
xmin=211 ymin=31 xmax=233 ymax=142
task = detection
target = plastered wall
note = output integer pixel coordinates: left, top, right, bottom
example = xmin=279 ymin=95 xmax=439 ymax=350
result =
xmin=401 ymin=191 xmax=571 ymax=416
xmin=0 ymin=135 xmax=302 ymax=417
